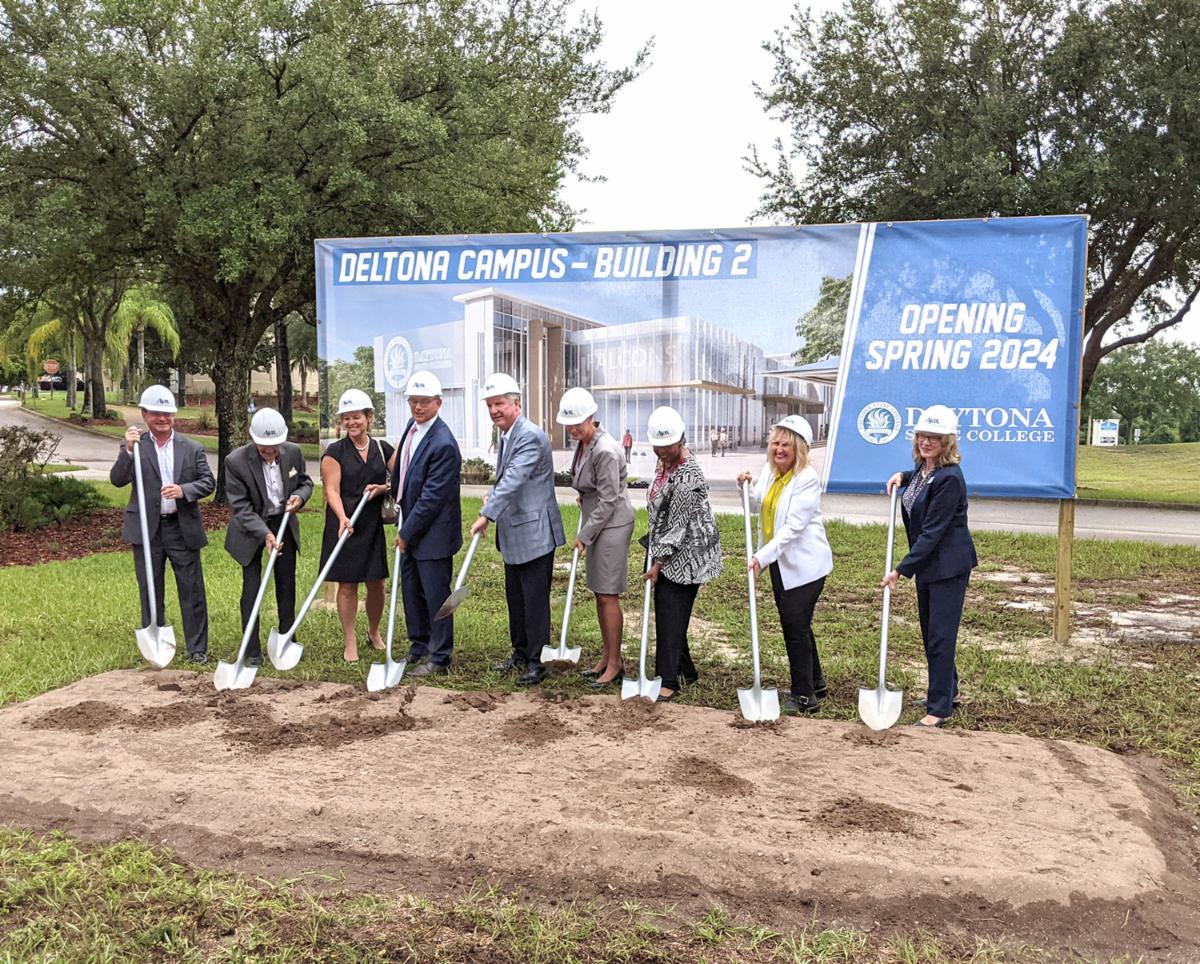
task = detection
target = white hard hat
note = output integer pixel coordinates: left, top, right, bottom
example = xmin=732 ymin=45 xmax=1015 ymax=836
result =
xmin=556 ymin=387 xmax=597 ymax=426
xmin=138 ymin=385 xmax=177 ymax=413
xmin=482 ymin=372 xmax=521 ymax=399
xmin=914 ymin=404 xmax=959 ymax=436
xmin=337 ymin=388 xmax=374 ymax=415
xmin=646 ymin=406 xmax=686 ymax=447
xmin=772 ymin=414 xmax=813 ymax=446
xmin=405 ymin=370 xmax=442 ymax=398
xmin=249 ymin=407 xmax=288 ymax=446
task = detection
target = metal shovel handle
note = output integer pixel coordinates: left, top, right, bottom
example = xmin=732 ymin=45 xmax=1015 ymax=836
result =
xmin=637 ymin=551 xmax=653 ymax=682
xmin=233 ymin=511 xmax=292 ymax=665
xmin=131 ymin=438 xmax=158 ymax=624
xmin=559 ymin=514 xmax=584 ymax=649
xmin=741 ymin=483 xmax=764 ymax=690
xmin=384 ymin=537 xmax=403 ymax=664
xmin=878 ymin=486 xmax=900 ymax=690
xmin=282 ymin=488 xmax=374 ymax=638
xmin=452 ymin=531 xmax=482 ymax=591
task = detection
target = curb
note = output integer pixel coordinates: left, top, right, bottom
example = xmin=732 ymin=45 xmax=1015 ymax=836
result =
xmin=17 ymin=404 xmax=128 ymax=445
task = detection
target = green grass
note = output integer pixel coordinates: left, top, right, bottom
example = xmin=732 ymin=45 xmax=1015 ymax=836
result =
xmin=1076 ymin=441 xmax=1200 ymax=504
xmin=0 ymin=826 xmax=1078 ymax=963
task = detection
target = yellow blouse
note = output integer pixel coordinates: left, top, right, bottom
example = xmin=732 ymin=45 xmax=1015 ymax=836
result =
xmin=761 ymin=469 xmax=793 ymax=541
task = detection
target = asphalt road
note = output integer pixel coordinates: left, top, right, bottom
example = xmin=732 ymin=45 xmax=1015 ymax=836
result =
xmin=6 ymin=399 xmax=1197 ymax=546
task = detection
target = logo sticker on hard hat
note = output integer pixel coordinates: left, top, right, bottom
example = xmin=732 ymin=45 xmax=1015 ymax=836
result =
xmin=857 ymin=402 xmax=901 ymax=445
xmin=383 ymin=336 xmax=414 ymax=390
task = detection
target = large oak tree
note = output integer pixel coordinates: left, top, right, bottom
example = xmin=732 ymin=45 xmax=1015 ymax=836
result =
xmin=753 ymin=0 xmax=1200 ymax=396
xmin=1 ymin=0 xmax=640 ymax=497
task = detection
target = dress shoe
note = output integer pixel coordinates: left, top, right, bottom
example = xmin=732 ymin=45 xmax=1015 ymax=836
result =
xmin=813 ymin=678 xmax=829 ymax=699
xmin=491 ymin=655 xmax=527 ymax=674
xmin=589 ymin=671 xmax=622 ymax=689
xmin=516 ymin=664 xmax=547 ymax=686
xmin=780 ymin=694 xmax=820 ymax=715
xmin=188 ymin=652 xmax=208 ymax=665
xmin=245 ymin=654 xmax=263 ymax=668
xmin=408 ymin=660 xmax=449 ymax=678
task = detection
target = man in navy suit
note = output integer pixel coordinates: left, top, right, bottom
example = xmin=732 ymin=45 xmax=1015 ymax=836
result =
xmin=391 ymin=370 xmax=462 ymax=675
xmin=469 ymin=372 xmax=565 ymax=685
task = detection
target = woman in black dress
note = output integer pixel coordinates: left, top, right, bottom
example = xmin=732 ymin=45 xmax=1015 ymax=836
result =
xmin=321 ymin=389 xmax=393 ymax=662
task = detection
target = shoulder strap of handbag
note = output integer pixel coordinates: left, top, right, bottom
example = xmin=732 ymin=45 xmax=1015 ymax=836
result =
xmin=373 ymin=437 xmax=391 ymax=482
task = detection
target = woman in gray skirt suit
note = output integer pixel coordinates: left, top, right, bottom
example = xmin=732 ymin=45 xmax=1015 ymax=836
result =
xmin=556 ymin=387 xmax=635 ymax=688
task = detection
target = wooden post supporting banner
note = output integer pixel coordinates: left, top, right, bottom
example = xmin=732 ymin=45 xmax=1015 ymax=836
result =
xmin=1054 ymin=499 xmax=1075 ymax=645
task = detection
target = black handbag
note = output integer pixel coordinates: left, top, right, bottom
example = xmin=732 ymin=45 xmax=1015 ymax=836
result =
xmin=375 ymin=438 xmax=399 ymax=524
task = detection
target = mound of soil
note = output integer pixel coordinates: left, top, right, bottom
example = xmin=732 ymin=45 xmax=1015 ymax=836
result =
xmin=0 ymin=503 xmax=230 ymax=567
xmin=4 ymin=670 xmax=1200 ymax=962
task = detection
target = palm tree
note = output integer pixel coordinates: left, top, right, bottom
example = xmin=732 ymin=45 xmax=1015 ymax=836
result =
xmin=109 ymin=288 xmax=179 ymax=403
xmin=24 ymin=311 xmax=83 ymax=408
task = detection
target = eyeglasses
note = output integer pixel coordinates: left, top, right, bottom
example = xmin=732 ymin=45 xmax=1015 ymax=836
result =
xmin=915 ymin=433 xmax=943 ymax=443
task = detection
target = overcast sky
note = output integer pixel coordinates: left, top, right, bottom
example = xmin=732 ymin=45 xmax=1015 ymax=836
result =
xmin=560 ymin=0 xmax=1198 ymax=346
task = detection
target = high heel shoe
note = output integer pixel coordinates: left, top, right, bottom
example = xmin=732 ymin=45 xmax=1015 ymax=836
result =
xmin=579 ymin=667 xmax=601 ymax=679
xmin=589 ymin=671 xmax=623 ymax=689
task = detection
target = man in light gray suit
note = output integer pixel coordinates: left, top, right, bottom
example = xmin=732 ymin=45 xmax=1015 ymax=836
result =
xmin=224 ymin=408 xmax=313 ymax=666
xmin=470 ymin=372 xmax=565 ymax=685
xmin=110 ymin=385 xmax=215 ymax=663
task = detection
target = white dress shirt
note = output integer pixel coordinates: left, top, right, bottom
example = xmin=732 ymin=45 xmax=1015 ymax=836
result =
xmin=262 ymin=457 xmax=283 ymax=511
xmin=155 ymin=432 xmax=177 ymax=515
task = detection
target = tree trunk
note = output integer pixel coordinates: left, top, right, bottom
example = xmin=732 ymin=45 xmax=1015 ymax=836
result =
xmin=210 ymin=350 xmax=254 ymax=504
xmin=137 ymin=328 xmax=146 ymax=392
xmin=298 ymin=362 xmax=308 ymax=408
xmin=86 ymin=340 xmax=107 ymax=418
xmin=275 ymin=317 xmax=293 ymax=424
xmin=66 ymin=334 xmax=77 ymax=411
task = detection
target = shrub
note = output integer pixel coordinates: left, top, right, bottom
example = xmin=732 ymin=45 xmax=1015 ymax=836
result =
xmin=290 ymin=420 xmax=319 ymax=443
xmin=461 ymin=457 xmax=494 ymax=484
xmin=194 ymin=410 xmax=216 ymax=430
xmin=554 ymin=470 xmax=573 ymax=487
xmin=0 ymin=425 xmax=59 ymax=482
xmin=0 ymin=475 xmax=107 ymax=532
xmin=626 ymin=476 xmax=649 ymax=489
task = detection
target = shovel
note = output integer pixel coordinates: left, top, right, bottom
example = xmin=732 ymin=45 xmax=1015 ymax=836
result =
xmin=737 ymin=483 xmax=779 ymax=722
xmin=131 ymin=437 xmax=176 ymax=668
xmin=214 ymin=512 xmax=291 ymax=691
xmin=367 ymin=540 xmax=408 ymax=691
xmin=433 ymin=531 xmax=482 ymax=621
xmin=267 ymin=491 xmax=373 ymax=671
xmin=621 ymin=554 xmax=662 ymax=702
xmin=541 ymin=514 xmax=583 ymax=664
xmin=858 ymin=486 xmax=904 ymax=731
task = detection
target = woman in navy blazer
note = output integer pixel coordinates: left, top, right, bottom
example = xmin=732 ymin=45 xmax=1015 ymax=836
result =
xmin=882 ymin=404 xmax=977 ymax=728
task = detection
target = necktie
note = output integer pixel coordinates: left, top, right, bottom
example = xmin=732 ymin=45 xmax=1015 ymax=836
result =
xmin=496 ymin=437 xmax=506 ymax=478
xmin=398 ymin=427 xmax=417 ymax=494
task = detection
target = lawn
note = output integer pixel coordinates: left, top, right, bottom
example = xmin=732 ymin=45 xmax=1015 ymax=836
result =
xmin=2 ymin=488 xmax=1198 ymax=962
xmin=1076 ymin=441 xmax=1200 ymax=504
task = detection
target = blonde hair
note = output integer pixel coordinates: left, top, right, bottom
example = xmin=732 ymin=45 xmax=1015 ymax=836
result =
xmin=768 ymin=426 xmax=810 ymax=473
xmin=911 ymin=432 xmax=961 ymax=467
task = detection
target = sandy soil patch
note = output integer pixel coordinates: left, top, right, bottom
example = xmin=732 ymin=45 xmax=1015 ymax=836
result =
xmin=2 ymin=670 xmax=1199 ymax=960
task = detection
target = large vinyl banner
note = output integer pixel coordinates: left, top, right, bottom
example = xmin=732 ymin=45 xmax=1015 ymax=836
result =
xmin=822 ymin=217 xmax=1088 ymax=498
xmin=314 ymin=216 xmax=1087 ymax=497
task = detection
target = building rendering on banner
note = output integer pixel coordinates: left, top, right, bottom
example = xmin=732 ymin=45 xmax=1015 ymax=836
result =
xmin=373 ymin=288 xmax=828 ymax=455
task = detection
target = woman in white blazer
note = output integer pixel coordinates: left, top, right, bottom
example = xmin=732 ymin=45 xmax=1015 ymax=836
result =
xmin=737 ymin=415 xmax=833 ymax=714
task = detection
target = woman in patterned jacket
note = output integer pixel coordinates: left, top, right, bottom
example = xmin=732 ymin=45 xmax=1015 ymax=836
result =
xmin=643 ymin=406 xmax=723 ymax=701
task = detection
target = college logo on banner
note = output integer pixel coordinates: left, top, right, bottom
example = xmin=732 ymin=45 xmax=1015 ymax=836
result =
xmin=383 ymin=336 xmax=413 ymax=390
xmin=857 ymin=402 xmax=901 ymax=445
xmin=823 ymin=216 xmax=1088 ymax=499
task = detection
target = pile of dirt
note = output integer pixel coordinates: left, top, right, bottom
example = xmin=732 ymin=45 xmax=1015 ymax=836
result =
xmin=0 ymin=503 xmax=230 ymax=568
xmin=590 ymin=696 xmax=673 ymax=738
xmin=814 ymin=794 xmax=917 ymax=835
xmin=499 ymin=709 xmax=573 ymax=746
xmin=28 ymin=700 xmax=127 ymax=732
xmin=442 ymin=691 xmax=507 ymax=713
xmin=842 ymin=727 xmax=901 ymax=747
xmin=670 ymin=754 xmax=753 ymax=796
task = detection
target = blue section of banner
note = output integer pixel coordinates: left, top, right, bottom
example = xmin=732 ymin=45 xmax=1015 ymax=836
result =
xmin=824 ymin=216 xmax=1088 ymax=499
xmin=330 ymin=237 xmax=757 ymax=285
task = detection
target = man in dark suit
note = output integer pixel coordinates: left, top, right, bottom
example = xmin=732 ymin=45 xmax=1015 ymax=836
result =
xmin=110 ymin=385 xmax=215 ymax=663
xmin=391 ymin=370 xmax=462 ymax=675
xmin=224 ymin=407 xmax=313 ymax=666
xmin=469 ymin=372 xmax=565 ymax=685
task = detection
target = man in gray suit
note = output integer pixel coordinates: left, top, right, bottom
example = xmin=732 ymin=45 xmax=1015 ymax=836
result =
xmin=469 ymin=372 xmax=565 ymax=685
xmin=110 ymin=385 xmax=215 ymax=663
xmin=224 ymin=408 xmax=313 ymax=666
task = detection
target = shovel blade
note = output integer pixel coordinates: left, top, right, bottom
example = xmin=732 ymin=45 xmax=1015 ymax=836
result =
xmin=434 ymin=586 xmax=469 ymax=621
xmin=266 ymin=629 xmax=304 ymax=671
xmin=213 ymin=659 xmax=258 ymax=691
xmin=540 ymin=644 xmax=582 ymax=665
xmin=136 ymin=624 xmax=176 ymax=668
xmin=737 ymin=685 xmax=780 ymax=722
xmin=857 ymin=686 xmax=904 ymax=731
xmin=620 ymin=675 xmax=662 ymax=702
xmin=366 ymin=658 xmax=408 ymax=692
